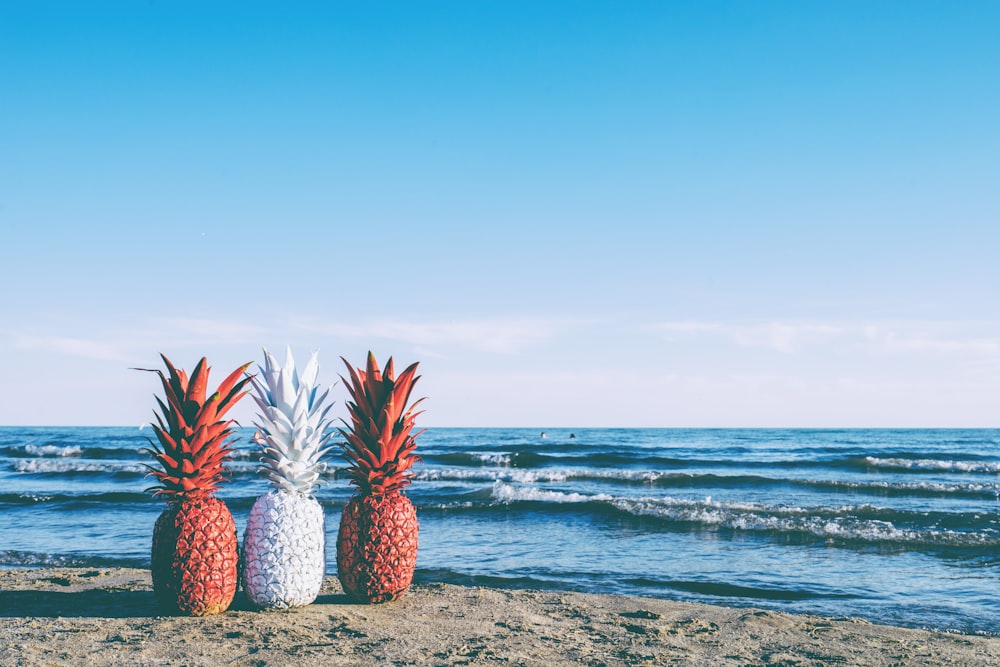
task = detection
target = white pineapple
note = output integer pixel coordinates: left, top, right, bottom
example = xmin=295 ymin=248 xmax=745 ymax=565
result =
xmin=242 ymin=347 xmax=335 ymax=609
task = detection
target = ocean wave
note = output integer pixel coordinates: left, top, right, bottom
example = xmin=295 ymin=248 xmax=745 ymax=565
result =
xmin=0 ymin=491 xmax=152 ymax=506
xmin=429 ymin=452 xmax=522 ymax=467
xmin=482 ymin=483 xmax=998 ymax=548
xmin=612 ymin=496 xmax=1000 ymax=547
xmin=491 ymin=482 xmax=612 ymax=504
xmin=416 ymin=468 xmax=570 ymax=483
xmin=227 ymin=447 xmax=260 ymax=460
xmin=814 ymin=478 xmax=1000 ymax=498
xmin=475 ymin=452 xmax=513 ymax=466
xmin=427 ymin=450 xmax=692 ymax=469
xmin=1 ymin=444 xmax=89 ymax=459
xmin=422 ymin=450 xmax=894 ymax=472
xmin=424 ymin=448 xmax=1000 ymax=478
xmin=417 ymin=466 xmax=773 ymax=485
xmin=0 ymin=549 xmax=146 ymax=568
xmin=12 ymin=460 xmax=148 ymax=475
xmin=0 ymin=492 xmax=56 ymax=504
xmin=23 ymin=444 xmax=83 ymax=457
xmin=1 ymin=443 xmax=259 ymax=462
xmin=9 ymin=457 xmax=275 ymax=477
xmin=416 ymin=467 xmax=1000 ymax=500
xmin=864 ymin=457 xmax=1000 ymax=474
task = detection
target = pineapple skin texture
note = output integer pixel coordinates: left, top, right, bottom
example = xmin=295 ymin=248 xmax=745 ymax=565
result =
xmin=151 ymin=496 xmax=238 ymax=616
xmin=336 ymin=491 xmax=418 ymax=604
xmin=242 ymin=490 xmax=326 ymax=609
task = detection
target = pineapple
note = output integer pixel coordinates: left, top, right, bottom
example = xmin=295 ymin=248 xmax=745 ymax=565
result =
xmin=242 ymin=347 xmax=335 ymax=609
xmin=337 ymin=351 xmax=425 ymax=604
xmin=141 ymin=354 xmax=251 ymax=616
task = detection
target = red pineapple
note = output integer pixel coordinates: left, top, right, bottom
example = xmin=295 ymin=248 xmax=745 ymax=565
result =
xmin=141 ymin=355 xmax=251 ymax=616
xmin=337 ymin=352 xmax=425 ymax=603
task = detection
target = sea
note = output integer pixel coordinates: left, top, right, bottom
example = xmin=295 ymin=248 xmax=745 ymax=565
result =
xmin=2 ymin=426 xmax=999 ymax=634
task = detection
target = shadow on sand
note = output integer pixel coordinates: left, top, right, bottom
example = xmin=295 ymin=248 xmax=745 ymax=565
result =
xmin=0 ymin=586 xmax=359 ymax=618
xmin=0 ymin=588 xmax=158 ymax=618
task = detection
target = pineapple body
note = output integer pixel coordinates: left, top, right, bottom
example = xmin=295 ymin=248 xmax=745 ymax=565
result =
xmin=337 ymin=490 xmax=418 ymax=604
xmin=141 ymin=355 xmax=250 ymax=616
xmin=242 ymin=489 xmax=326 ymax=608
xmin=337 ymin=352 xmax=425 ymax=604
xmin=151 ymin=495 xmax=238 ymax=616
xmin=242 ymin=348 xmax=334 ymax=609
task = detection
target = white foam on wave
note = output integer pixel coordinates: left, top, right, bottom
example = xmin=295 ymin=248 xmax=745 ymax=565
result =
xmin=228 ymin=460 xmax=263 ymax=473
xmin=544 ymin=469 xmax=665 ymax=483
xmin=487 ymin=483 xmax=967 ymax=545
xmin=417 ymin=467 xmax=665 ymax=484
xmin=24 ymin=444 xmax=83 ymax=457
xmin=475 ymin=452 xmax=513 ymax=466
xmin=18 ymin=493 xmax=54 ymax=502
xmin=228 ymin=448 xmax=257 ymax=460
xmin=613 ymin=496 xmax=997 ymax=546
xmin=14 ymin=460 xmax=146 ymax=474
xmin=491 ymin=481 xmax=613 ymax=504
xmin=831 ymin=478 xmax=1000 ymax=495
xmin=865 ymin=457 xmax=1000 ymax=474
xmin=417 ymin=468 xmax=569 ymax=483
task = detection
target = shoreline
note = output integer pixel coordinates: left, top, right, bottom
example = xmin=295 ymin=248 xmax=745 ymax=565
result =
xmin=1 ymin=568 xmax=998 ymax=665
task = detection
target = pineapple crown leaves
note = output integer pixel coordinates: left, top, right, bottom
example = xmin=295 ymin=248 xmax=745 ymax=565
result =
xmin=338 ymin=351 xmax=426 ymax=495
xmin=249 ymin=346 xmax=336 ymax=495
xmin=136 ymin=354 xmax=252 ymax=500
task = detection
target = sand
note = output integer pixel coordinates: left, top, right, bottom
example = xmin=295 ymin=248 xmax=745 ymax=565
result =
xmin=0 ymin=568 xmax=997 ymax=666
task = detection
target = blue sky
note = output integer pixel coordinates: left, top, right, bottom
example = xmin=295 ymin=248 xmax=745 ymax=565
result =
xmin=2 ymin=2 xmax=998 ymax=427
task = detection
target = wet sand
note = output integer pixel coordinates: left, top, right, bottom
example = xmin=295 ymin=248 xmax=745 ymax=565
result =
xmin=0 ymin=567 xmax=997 ymax=666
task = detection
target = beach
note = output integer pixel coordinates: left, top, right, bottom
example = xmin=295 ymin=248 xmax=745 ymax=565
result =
xmin=1 ymin=568 xmax=998 ymax=666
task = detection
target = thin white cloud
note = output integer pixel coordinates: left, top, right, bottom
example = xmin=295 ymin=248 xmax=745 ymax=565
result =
xmin=653 ymin=321 xmax=844 ymax=353
xmin=652 ymin=319 xmax=1000 ymax=358
xmin=424 ymin=366 xmax=1000 ymax=427
xmin=4 ymin=316 xmax=269 ymax=365
xmin=300 ymin=318 xmax=571 ymax=355
xmin=860 ymin=327 xmax=1000 ymax=357
xmin=3 ymin=315 xmax=572 ymax=370
xmin=152 ymin=317 xmax=268 ymax=343
xmin=13 ymin=335 xmax=132 ymax=362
